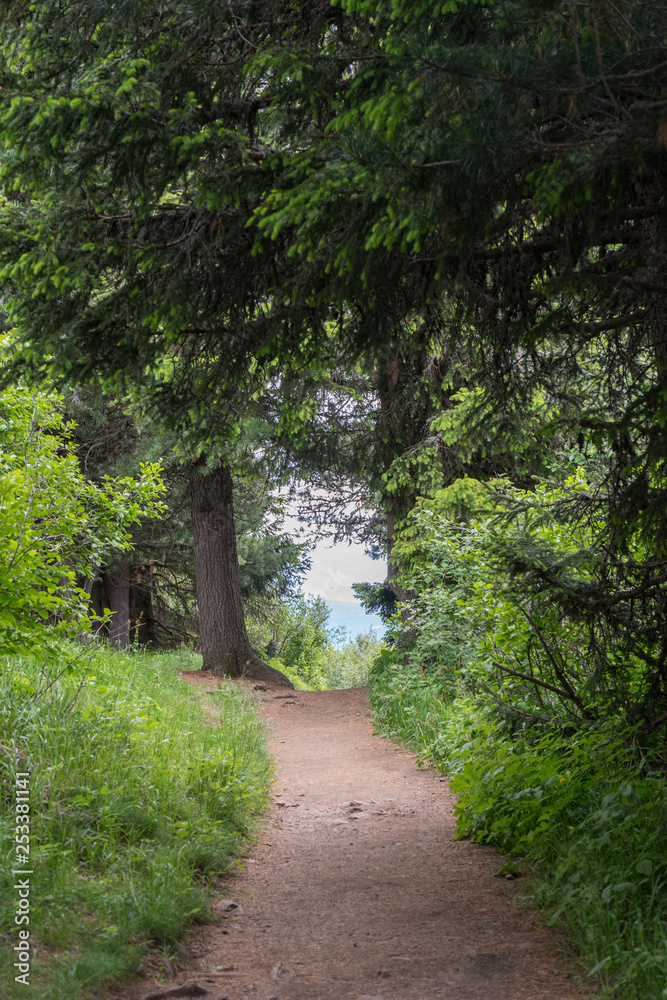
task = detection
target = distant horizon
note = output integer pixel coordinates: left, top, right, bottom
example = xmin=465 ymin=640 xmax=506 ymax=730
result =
xmin=313 ymin=595 xmax=384 ymax=643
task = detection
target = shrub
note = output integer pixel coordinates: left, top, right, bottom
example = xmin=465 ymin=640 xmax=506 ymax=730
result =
xmin=371 ymin=654 xmax=667 ymax=997
xmin=0 ymin=382 xmax=164 ymax=660
xmin=320 ymin=630 xmax=385 ymax=689
xmin=246 ymin=592 xmax=331 ymax=686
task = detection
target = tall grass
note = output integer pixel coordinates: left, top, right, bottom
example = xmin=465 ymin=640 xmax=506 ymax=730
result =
xmin=371 ymin=657 xmax=667 ymax=998
xmin=0 ymin=645 xmax=271 ymax=1000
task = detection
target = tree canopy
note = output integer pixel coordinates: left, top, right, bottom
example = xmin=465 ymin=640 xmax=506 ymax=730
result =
xmin=2 ymin=0 xmax=667 ymax=708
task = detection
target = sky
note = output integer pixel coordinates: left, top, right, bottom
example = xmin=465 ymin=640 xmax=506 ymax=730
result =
xmin=282 ymin=506 xmax=387 ymax=638
xmin=281 ymin=492 xmax=386 ymax=605
xmin=301 ymin=538 xmax=386 ymax=603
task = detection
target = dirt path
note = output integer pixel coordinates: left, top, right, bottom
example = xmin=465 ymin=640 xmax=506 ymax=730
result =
xmin=130 ymin=684 xmax=589 ymax=1000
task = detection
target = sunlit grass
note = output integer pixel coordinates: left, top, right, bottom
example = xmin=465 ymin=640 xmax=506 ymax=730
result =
xmin=0 ymin=644 xmax=271 ymax=1000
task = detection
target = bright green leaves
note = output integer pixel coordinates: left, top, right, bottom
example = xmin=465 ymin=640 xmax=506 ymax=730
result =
xmin=247 ymin=593 xmax=333 ymax=688
xmin=382 ymin=442 xmax=444 ymax=501
xmin=387 ymin=468 xmax=643 ymax=723
xmin=0 ymin=382 xmax=166 ymax=658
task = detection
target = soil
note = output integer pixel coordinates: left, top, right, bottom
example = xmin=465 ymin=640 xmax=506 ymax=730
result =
xmin=118 ymin=680 xmax=591 ymax=1000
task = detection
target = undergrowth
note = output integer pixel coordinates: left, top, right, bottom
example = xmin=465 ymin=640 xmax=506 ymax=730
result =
xmin=270 ymin=630 xmax=384 ymax=690
xmin=320 ymin=631 xmax=384 ymax=689
xmin=0 ymin=644 xmax=271 ymax=1000
xmin=371 ymin=657 xmax=667 ymax=999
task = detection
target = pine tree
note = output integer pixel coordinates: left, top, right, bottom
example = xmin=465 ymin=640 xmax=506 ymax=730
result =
xmin=0 ymin=0 xmax=337 ymax=682
xmin=257 ymin=0 xmax=667 ymax=723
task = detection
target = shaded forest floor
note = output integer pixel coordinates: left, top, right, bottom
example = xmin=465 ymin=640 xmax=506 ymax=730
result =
xmin=117 ymin=682 xmax=590 ymax=1000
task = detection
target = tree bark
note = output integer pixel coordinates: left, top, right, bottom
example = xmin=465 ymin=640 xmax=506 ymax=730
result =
xmin=386 ymin=508 xmax=414 ymax=605
xmin=107 ymin=561 xmax=131 ymax=649
xmin=129 ymin=564 xmax=158 ymax=647
xmin=189 ymin=461 xmax=293 ymax=686
xmin=375 ymin=351 xmax=421 ymax=608
xmin=637 ymin=168 xmax=667 ymax=373
xmin=88 ymin=563 xmax=136 ymax=649
xmin=88 ymin=572 xmax=106 ymax=631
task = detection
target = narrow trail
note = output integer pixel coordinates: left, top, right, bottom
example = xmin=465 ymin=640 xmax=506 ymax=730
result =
xmin=128 ymin=683 xmax=589 ymax=1000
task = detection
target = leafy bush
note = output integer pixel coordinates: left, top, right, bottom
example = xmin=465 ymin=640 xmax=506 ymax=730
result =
xmin=0 ymin=383 xmax=164 ymax=659
xmin=371 ymin=644 xmax=667 ymax=997
xmin=372 ymin=467 xmax=667 ymax=996
xmin=265 ymin=631 xmax=386 ymax=690
xmin=390 ymin=470 xmax=657 ymax=732
xmin=320 ymin=630 xmax=385 ymax=689
xmin=246 ymin=592 xmax=331 ymax=686
xmin=370 ymin=651 xmax=476 ymax=766
xmin=0 ymin=645 xmax=271 ymax=1000
xmin=264 ymin=656 xmax=323 ymax=690
xmin=450 ymin=722 xmax=667 ymax=998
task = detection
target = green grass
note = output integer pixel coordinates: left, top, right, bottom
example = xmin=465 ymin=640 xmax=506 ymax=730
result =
xmin=371 ymin=657 xmax=667 ymax=999
xmin=0 ymin=644 xmax=271 ymax=1000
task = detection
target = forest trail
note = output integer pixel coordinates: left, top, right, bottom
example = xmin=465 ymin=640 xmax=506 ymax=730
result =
xmin=128 ymin=683 xmax=589 ymax=1000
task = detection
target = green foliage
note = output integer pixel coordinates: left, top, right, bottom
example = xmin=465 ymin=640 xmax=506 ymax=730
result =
xmin=253 ymin=0 xmax=667 ymax=728
xmin=375 ymin=463 xmax=667 ymax=996
xmin=0 ymin=644 xmax=271 ymax=1000
xmin=388 ymin=469 xmax=667 ymax=733
xmin=391 ymin=475 xmax=495 ymax=587
xmin=63 ymin=383 xmax=313 ymax=646
xmin=264 ymin=628 xmax=386 ymax=690
xmin=352 ymin=582 xmax=397 ymax=624
xmin=0 ymin=381 xmax=164 ymax=658
xmin=453 ymin=725 xmax=667 ymax=997
xmin=0 ymin=0 xmax=344 ymax=442
xmin=246 ymin=592 xmax=332 ymax=687
xmin=320 ymin=630 xmax=385 ymax=689
xmin=370 ymin=653 xmax=481 ymax=776
xmin=265 ymin=656 xmax=318 ymax=691
xmin=430 ymin=387 xmax=559 ymax=470
xmin=237 ymin=513 xmax=310 ymax=610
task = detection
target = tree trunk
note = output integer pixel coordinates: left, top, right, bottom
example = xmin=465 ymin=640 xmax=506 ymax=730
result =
xmin=637 ymin=168 xmax=667 ymax=373
xmin=107 ymin=561 xmax=131 ymax=650
xmin=88 ymin=564 xmax=133 ymax=649
xmin=129 ymin=564 xmax=158 ymax=647
xmin=386 ymin=509 xmax=414 ymax=605
xmin=375 ymin=349 xmax=423 ymax=607
xmin=189 ymin=462 xmax=293 ymax=686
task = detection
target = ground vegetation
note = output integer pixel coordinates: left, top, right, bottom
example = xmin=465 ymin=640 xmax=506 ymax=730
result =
xmin=0 ymin=644 xmax=270 ymax=1000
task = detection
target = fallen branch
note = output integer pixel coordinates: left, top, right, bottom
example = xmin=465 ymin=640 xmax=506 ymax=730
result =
xmin=140 ymin=982 xmax=208 ymax=1000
